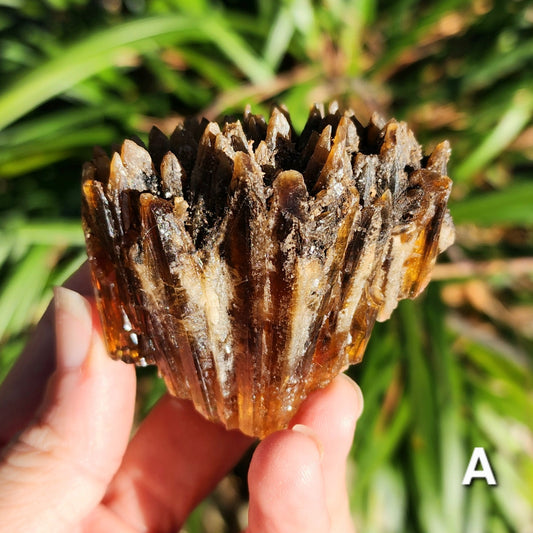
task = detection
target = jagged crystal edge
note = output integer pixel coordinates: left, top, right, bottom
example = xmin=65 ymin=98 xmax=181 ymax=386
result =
xmin=81 ymin=103 xmax=454 ymax=438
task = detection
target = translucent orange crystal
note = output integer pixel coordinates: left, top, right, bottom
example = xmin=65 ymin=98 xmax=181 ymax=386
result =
xmin=82 ymin=103 xmax=454 ymax=438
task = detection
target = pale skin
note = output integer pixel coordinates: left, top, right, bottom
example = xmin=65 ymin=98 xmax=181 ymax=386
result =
xmin=0 ymin=264 xmax=363 ymax=533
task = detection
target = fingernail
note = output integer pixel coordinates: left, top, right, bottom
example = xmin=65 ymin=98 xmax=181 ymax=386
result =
xmin=54 ymin=286 xmax=93 ymax=369
xmin=292 ymin=424 xmax=324 ymax=461
xmin=339 ymin=373 xmax=364 ymax=419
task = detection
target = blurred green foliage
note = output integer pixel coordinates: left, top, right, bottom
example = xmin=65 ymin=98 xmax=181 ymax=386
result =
xmin=0 ymin=1 xmax=532 ymax=532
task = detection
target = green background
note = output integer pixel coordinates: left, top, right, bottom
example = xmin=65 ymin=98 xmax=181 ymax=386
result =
xmin=0 ymin=1 xmax=532 ymax=532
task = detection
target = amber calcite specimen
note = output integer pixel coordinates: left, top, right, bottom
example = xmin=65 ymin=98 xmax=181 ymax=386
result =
xmin=82 ymin=103 xmax=454 ymax=438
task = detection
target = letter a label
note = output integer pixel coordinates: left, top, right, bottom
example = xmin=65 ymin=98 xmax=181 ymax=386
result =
xmin=462 ymin=447 xmax=497 ymax=486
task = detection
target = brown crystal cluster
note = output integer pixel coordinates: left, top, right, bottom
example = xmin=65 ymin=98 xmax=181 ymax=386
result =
xmin=82 ymin=103 xmax=454 ymax=438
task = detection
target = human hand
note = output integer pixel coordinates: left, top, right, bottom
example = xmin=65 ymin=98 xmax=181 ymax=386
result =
xmin=0 ymin=265 xmax=363 ymax=533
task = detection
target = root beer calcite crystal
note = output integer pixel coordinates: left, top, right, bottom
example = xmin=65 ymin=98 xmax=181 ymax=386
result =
xmin=82 ymin=103 xmax=454 ymax=438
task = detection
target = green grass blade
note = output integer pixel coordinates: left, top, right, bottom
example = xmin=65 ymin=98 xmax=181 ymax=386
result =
xmin=0 ymin=16 xmax=195 ymax=130
xmin=48 ymin=250 xmax=87 ymax=287
xmin=462 ymin=39 xmax=533 ymax=92
xmin=450 ymin=181 xmax=533 ymax=226
xmin=338 ymin=0 xmax=376 ymax=75
xmin=0 ymin=245 xmax=56 ymax=343
xmin=0 ymin=338 xmax=25 ymax=382
xmin=371 ymin=0 xmax=465 ymax=75
xmin=201 ymin=16 xmax=273 ymax=84
xmin=262 ymin=6 xmax=294 ymax=70
xmin=463 ymin=481 xmax=488 ymax=533
xmin=13 ymin=221 xmax=85 ymax=247
xmin=179 ymin=48 xmax=239 ymax=90
xmin=0 ymin=106 xmax=117 ymax=147
xmin=364 ymin=466 xmax=407 ymax=533
xmin=454 ymin=89 xmax=533 ymax=183
xmin=399 ymin=300 xmax=447 ymax=532
xmin=0 ymin=126 xmax=116 ymax=178
xmin=353 ymin=396 xmax=410 ymax=494
xmin=0 ymin=15 xmax=273 ymax=131
xmin=427 ymin=289 xmax=465 ymax=532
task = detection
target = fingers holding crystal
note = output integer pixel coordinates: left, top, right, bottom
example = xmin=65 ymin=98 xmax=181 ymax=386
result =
xmin=0 ymin=288 xmax=136 ymax=532
xmin=245 ymin=375 xmax=361 ymax=533
xmin=247 ymin=428 xmax=330 ymax=533
xmin=102 ymin=395 xmax=253 ymax=532
xmin=290 ymin=374 xmax=362 ymax=533
xmin=0 ymin=262 xmax=100 ymax=446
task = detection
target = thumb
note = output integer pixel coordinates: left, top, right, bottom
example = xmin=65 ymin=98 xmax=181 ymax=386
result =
xmin=0 ymin=287 xmax=136 ymax=533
